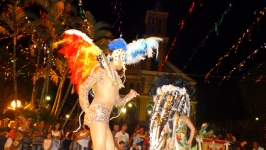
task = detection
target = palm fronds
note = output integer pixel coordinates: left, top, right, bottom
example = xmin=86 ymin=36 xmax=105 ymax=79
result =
xmin=93 ymin=22 xmax=111 ymax=32
xmin=84 ymin=11 xmax=96 ymax=25
xmin=32 ymin=68 xmax=59 ymax=85
xmin=93 ymin=29 xmax=114 ymax=41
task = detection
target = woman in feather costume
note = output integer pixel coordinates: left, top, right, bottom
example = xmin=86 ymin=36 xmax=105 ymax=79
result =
xmin=55 ymin=29 xmax=162 ymax=150
xmin=149 ymin=75 xmax=196 ymax=150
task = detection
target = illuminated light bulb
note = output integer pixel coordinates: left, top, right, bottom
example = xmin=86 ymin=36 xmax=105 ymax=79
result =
xmin=121 ymin=108 xmax=126 ymax=113
xmin=147 ymin=110 xmax=152 ymax=114
xmin=46 ymin=96 xmax=51 ymax=100
xmin=11 ymin=100 xmax=21 ymax=108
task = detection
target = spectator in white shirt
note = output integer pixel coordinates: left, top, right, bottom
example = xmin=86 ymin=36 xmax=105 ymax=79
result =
xmin=114 ymin=124 xmax=129 ymax=150
xmin=42 ymin=132 xmax=53 ymax=150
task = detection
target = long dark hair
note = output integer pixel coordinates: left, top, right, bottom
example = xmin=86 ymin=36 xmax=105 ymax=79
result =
xmin=149 ymin=75 xmax=170 ymax=97
xmin=53 ymin=122 xmax=61 ymax=131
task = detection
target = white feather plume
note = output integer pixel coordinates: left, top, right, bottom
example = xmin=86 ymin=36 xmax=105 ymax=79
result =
xmin=125 ymin=37 xmax=163 ymax=65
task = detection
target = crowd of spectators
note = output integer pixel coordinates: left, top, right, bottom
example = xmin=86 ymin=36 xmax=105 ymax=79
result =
xmin=0 ymin=116 xmax=150 ymax=150
xmin=1 ymin=116 xmax=263 ymax=150
xmin=0 ymin=116 xmax=92 ymax=150
xmin=215 ymin=132 xmax=265 ymax=150
xmin=112 ymin=123 xmax=149 ymax=150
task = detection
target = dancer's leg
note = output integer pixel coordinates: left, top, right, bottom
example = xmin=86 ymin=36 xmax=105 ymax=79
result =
xmin=90 ymin=122 xmax=107 ymax=150
xmin=106 ymin=127 xmax=115 ymax=150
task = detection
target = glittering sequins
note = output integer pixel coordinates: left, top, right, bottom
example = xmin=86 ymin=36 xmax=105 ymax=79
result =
xmin=78 ymin=68 xmax=106 ymax=113
xmin=114 ymin=92 xmax=135 ymax=107
xmin=85 ymin=103 xmax=111 ymax=126
xmin=78 ymin=63 xmax=126 ymax=127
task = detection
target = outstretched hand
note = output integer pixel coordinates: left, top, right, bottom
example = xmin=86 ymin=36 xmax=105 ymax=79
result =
xmin=129 ymin=89 xmax=140 ymax=97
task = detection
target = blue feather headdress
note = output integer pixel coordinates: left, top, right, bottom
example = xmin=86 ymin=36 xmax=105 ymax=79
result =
xmin=108 ymin=38 xmax=127 ymax=64
xmin=108 ymin=37 xmax=163 ymax=66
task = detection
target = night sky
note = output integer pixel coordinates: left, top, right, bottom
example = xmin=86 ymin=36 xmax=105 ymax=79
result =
xmin=79 ymin=0 xmax=266 ymax=126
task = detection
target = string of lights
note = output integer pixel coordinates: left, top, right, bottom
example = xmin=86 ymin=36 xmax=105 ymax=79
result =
xmin=205 ymin=8 xmax=266 ymax=82
xmin=111 ymin=0 xmax=123 ymax=37
xmin=218 ymin=42 xmax=266 ymax=85
xmin=239 ymin=61 xmax=265 ymax=83
xmin=1 ymin=69 xmax=265 ymax=83
xmin=0 ymin=43 xmax=59 ymax=81
xmin=182 ymin=1 xmax=233 ymax=70
xmin=255 ymin=74 xmax=266 ymax=83
xmin=159 ymin=0 xmax=198 ymax=72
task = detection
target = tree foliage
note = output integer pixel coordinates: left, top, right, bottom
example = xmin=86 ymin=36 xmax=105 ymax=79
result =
xmin=0 ymin=0 xmax=115 ymax=122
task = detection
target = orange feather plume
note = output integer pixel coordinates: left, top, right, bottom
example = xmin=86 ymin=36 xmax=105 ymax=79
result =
xmin=55 ymin=30 xmax=102 ymax=90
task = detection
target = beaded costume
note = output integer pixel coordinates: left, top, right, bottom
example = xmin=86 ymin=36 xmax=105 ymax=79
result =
xmin=56 ymin=29 xmax=162 ymax=127
xmin=165 ymin=118 xmax=189 ymax=150
xmin=149 ymin=76 xmax=194 ymax=150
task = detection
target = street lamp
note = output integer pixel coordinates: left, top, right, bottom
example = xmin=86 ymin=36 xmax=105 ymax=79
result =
xmin=66 ymin=114 xmax=70 ymax=118
xmin=147 ymin=110 xmax=152 ymax=115
xmin=46 ymin=96 xmax=51 ymax=101
xmin=11 ymin=100 xmax=21 ymax=109
xmin=121 ymin=108 xmax=126 ymax=113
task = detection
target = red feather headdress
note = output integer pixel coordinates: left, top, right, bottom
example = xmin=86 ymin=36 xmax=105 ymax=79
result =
xmin=55 ymin=29 xmax=102 ymax=90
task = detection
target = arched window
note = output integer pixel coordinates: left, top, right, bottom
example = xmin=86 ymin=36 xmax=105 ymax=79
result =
xmin=125 ymin=100 xmax=138 ymax=124
xmin=146 ymin=100 xmax=154 ymax=120
xmin=146 ymin=105 xmax=153 ymax=120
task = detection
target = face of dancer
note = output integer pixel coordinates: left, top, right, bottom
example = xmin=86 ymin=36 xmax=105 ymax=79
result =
xmin=114 ymin=58 xmax=124 ymax=71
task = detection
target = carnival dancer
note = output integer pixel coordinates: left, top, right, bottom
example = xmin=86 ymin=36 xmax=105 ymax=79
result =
xmin=149 ymin=75 xmax=196 ymax=150
xmin=55 ymin=29 xmax=162 ymax=150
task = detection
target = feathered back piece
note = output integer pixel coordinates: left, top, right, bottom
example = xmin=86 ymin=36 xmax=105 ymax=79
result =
xmin=125 ymin=37 xmax=162 ymax=65
xmin=108 ymin=37 xmax=163 ymax=66
xmin=55 ymin=29 xmax=102 ymax=88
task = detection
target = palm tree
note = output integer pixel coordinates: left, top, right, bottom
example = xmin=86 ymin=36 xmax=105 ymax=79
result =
xmin=0 ymin=0 xmax=33 ymax=113
xmin=23 ymin=0 xmax=98 ymax=117
xmin=23 ymin=0 xmax=70 ymax=111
